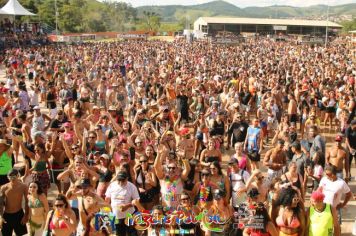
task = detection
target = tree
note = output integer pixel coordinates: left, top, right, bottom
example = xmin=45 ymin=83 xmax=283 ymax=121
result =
xmin=341 ymin=19 xmax=356 ymax=33
xmin=142 ymin=11 xmax=161 ymax=31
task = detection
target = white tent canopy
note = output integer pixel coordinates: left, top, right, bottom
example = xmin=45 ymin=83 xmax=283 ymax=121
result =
xmin=1 ymin=0 xmax=35 ymax=16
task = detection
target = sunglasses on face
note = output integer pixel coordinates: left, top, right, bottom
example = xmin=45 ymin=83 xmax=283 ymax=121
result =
xmin=88 ymin=136 xmax=96 ymax=139
xmin=72 ymin=147 xmax=79 ymax=150
xmin=135 ymin=142 xmax=142 ymax=145
xmin=201 ymin=173 xmax=210 ymax=177
xmin=55 ymin=204 xmax=65 ymax=208
xmin=168 ymin=167 xmax=176 ymax=170
xmin=140 ymin=160 xmax=148 ymax=164
xmin=181 ymin=197 xmax=189 ymax=201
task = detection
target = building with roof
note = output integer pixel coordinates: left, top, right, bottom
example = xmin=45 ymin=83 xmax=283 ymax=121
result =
xmin=193 ymin=17 xmax=342 ymax=38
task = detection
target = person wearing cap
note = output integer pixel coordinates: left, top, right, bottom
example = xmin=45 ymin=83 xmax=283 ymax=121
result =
xmin=27 ymin=105 xmax=52 ymax=140
xmin=325 ymin=135 xmax=349 ymax=180
xmin=105 ymin=171 xmax=144 ymax=236
xmin=66 ymin=178 xmax=110 ymax=235
xmin=345 ymin=120 xmax=356 ymax=179
xmin=263 ymin=139 xmax=287 ymax=181
xmin=306 ymin=190 xmax=340 ymax=236
xmin=0 ymin=169 xmax=29 ymax=235
xmin=154 ymin=144 xmax=190 ymax=209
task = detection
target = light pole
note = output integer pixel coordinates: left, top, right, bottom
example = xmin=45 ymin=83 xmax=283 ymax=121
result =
xmin=325 ymin=2 xmax=329 ymax=47
xmin=55 ymin=0 xmax=58 ymax=35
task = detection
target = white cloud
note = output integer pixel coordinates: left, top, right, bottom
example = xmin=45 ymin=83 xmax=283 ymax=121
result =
xmin=109 ymin=0 xmax=356 ymax=7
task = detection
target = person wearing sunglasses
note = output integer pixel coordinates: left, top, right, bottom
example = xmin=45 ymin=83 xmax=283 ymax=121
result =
xmin=201 ymin=189 xmax=234 ymax=236
xmin=274 ymin=187 xmax=305 ymax=236
xmin=44 ymin=194 xmax=77 ymax=236
xmin=0 ymin=169 xmax=28 ymax=236
xmin=27 ymin=181 xmax=49 ymax=236
xmin=134 ymin=156 xmax=158 ymax=210
xmin=175 ymin=192 xmax=200 ymax=236
xmin=154 ymin=144 xmax=190 ymax=209
xmin=66 ymin=178 xmax=110 ymax=236
xmin=192 ymin=169 xmax=215 ymax=210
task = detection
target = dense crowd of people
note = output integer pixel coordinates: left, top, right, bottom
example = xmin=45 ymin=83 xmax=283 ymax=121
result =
xmin=0 ymin=18 xmax=48 ymax=51
xmin=0 ymin=37 xmax=355 ymax=236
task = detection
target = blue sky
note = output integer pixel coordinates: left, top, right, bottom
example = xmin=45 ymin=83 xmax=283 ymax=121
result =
xmin=109 ymin=0 xmax=356 ymax=7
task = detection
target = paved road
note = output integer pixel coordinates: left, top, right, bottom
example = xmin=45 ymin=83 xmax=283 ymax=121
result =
xmin=0 ymin=67 xmax=355 ymax=236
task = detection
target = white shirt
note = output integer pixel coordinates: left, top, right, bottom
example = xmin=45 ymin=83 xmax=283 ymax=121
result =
xmin=105 ymin=181 xmax=140 ymax=219
xmin=319 ymin=177 xmax=350 ymax=207
xmin=230 ymin=170 xmax=250 ymax=207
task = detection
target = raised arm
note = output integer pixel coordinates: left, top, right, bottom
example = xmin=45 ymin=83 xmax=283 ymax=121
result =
xmin=154 ymin=145 xmax=165 ymax=180
xmin=181 ymin=159 xmax=191 ymax=181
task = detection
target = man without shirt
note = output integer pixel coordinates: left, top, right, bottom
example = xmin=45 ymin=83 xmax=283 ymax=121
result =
xmin=0 ymin=169 xmax=29 ymax=236
xmin=325 ymin=135 xmax=349 ymax=180
xmin=67 ymin=178 xmax=111 ymax=236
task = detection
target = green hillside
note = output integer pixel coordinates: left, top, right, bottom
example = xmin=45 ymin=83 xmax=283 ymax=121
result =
xmin=0 ymin=0 xmax=355 ymax=33
xmin=137 ymin=0 xmax=356 ymax=22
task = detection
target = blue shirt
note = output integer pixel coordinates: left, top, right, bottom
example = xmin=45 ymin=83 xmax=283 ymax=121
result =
xmin=246 ymin=126 xmax=261 ymax=151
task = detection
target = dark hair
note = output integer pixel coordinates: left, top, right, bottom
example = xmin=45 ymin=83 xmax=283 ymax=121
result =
xmin=30 ymin=181 xmax=44 ymax=195
xmin=252 ymin=203 xmax=271 ymax=231
xmin=210 ymin=161 xmax=223 ymax=175
xmin=276 ymin=187 xmax=300 ymax=214
xmin=55 ymin=194 xmax=69 ymax=208
xmin=324 ymin=164 xmax=337 ymax=175
xmin=35 ymin=143 xmax=46 ymax=153
xmin=291 ymin=141 xmax=301 ymax=151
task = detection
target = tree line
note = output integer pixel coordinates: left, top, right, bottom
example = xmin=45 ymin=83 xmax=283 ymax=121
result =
xmin=0 ymin=0 xmax=169 ymax=33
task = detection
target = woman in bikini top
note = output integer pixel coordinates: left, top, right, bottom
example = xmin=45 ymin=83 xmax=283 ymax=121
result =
xmin=44 ymin=194 xmax=77 ymax=236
